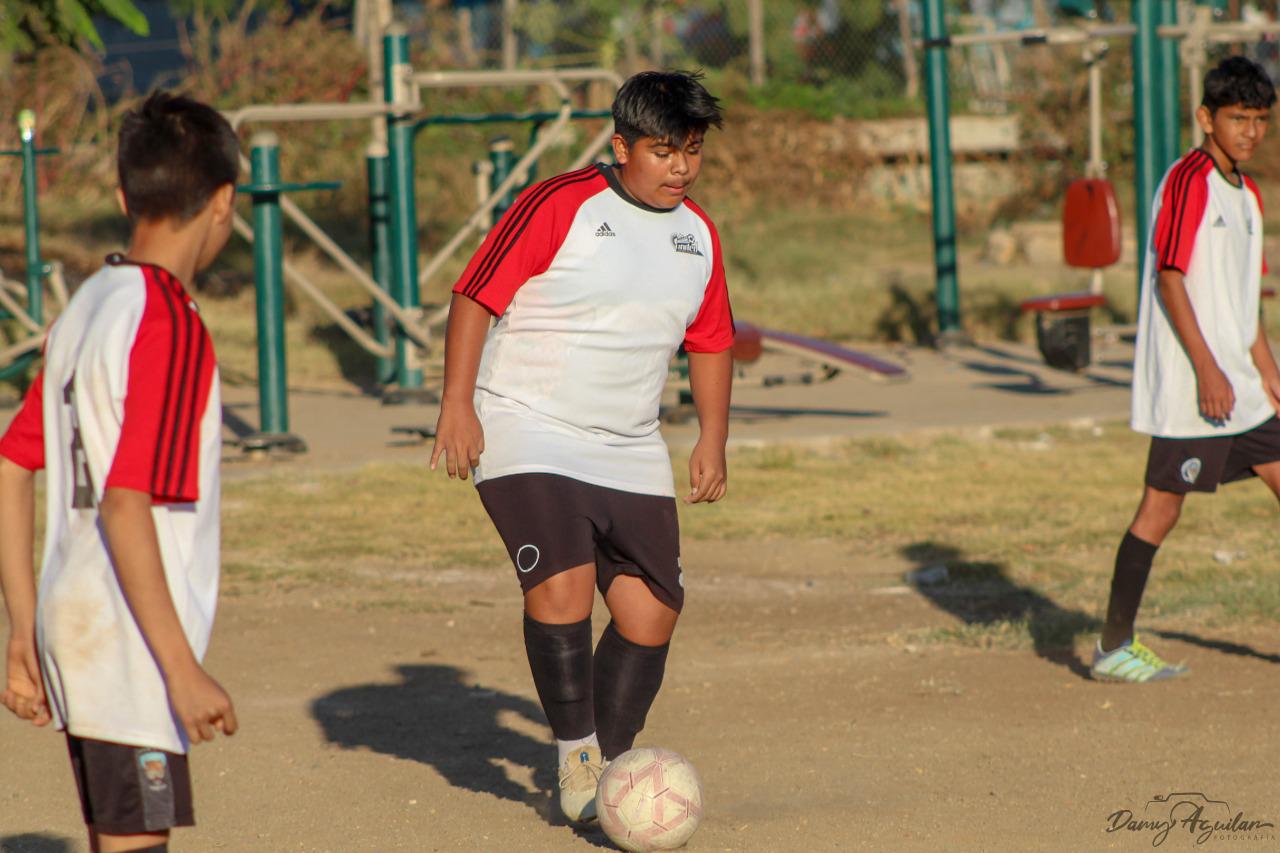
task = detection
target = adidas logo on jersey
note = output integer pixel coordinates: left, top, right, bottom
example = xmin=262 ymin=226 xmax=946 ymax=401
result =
xmin=595 ymin=222 xmax=616 ymax=237
xmin=671 ymin=233 xmax=703 ymax=256
xmin=1213 ymin=215 xmax=1228 ymax=228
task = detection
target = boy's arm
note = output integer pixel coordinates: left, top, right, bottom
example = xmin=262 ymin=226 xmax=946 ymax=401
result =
xmin=1158 ymin=268 xmax=1235 ymax=422
xmin=431 ymin=293 xmax=491 ymax=480
xmin=685 ymin=349 xmax=733 ymax=504
xmin=1250 ymin=315 xmax=1280 ymax=414
xmin=0 ymin=457 xmax=49 ymax=726
xmin=99 ymin=487 xmax=236 ymax=744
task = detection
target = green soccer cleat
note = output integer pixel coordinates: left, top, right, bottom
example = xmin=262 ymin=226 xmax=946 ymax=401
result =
xmin=1091 ymin=635 xmax=1189 ymax=683
xmin=558 ymin=744 xmax=606 ymax=824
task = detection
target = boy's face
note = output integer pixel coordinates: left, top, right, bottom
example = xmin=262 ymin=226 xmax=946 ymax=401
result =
xmin=1198 ymin=103 xmax=1270 ymax=165
xmin=611 ymin=132 xmax=705 ymax=209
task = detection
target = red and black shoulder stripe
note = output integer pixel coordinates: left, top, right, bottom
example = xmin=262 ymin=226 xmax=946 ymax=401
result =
xmin=459 ymin=166 xmax=603 ymax=300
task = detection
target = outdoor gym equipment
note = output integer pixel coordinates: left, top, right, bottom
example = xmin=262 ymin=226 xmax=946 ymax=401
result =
xmin=0 ymin=109 xmax=58 ymax=383
xmin=235 ymin=131 xmax=340 ymax=453
xmin=918 ymin=0 xmax=1280 ymax=343
xmin=1019 ymin=39 xmax=1120 ymax=371
xmin=221 ymin=26 xmax=623 ymax=437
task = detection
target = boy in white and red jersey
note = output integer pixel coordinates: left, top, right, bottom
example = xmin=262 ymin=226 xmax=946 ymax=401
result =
xmin=1093 ymin=57 xmax=1280 ymax=683
xmin=0 ymin=92 xmax=238 ymax=850
xmin=432 ymin=71 xmax=732 ymax=824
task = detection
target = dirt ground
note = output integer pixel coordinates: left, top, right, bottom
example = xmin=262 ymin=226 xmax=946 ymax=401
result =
xmin=3 ymin=344 xmax=1280 ymax=852
xmin=3 ymin=534 xmax=1280 ymax=852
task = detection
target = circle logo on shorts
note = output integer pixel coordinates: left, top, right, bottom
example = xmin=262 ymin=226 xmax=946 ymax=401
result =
xmin=1181 ymin=457 xmax=1202 ymax=485
xmin=516 ymin=544 xmax=541 ymax=573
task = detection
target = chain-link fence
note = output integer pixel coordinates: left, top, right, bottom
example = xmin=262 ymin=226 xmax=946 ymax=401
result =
xmin=396 ymin=1 xmax=1280 ymax=120
xmin=397 ymin=1 xmax=919 ymax=112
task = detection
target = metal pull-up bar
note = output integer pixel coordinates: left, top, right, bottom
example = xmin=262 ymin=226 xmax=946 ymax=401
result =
xmin=918 ymin=1 xmax=1280 ymax=337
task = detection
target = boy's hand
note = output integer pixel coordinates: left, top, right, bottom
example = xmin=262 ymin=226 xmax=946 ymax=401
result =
xmin=168 ymin=664 xmax=237 ymax=745
xmin=430 ymin=400 xmax=485 ymax=480
xmin=2 ymin=634 xmax=50 ymax=726
xmin=1196 ymin=362 xmax=1236 ymax=423
xmin=685 ymin=438 xmax=727 ymax=504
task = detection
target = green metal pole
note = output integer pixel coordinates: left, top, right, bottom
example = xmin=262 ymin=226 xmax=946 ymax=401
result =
xmin=367 ymin=144 xmax=395 ymax=386
xmin=489 ymin=136 xmax=516 ymax=223
xmin=249 ymin=132 xmax=290 ymax=435
xmin=1133 ymin=0 xmax=1159 ymax=297
xmin=922 ymin=0 xmax=961 ymax=337
xmin=18 ymin=109 xmax=43 ymax=326
xmin=1156 ymin=0 xmax=1182 ymax=171
xmin=383 ymin=25 xmax=424 ymax=390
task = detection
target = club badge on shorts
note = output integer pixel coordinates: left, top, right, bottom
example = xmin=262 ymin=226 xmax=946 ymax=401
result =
xmin=138 ymin=750 xmax=170 ymax=792
xmin=1181 ymin=457 xmax=1202 ymax=485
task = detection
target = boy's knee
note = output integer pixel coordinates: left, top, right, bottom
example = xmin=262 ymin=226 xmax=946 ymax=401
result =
xmin=1133 ymin=488 xmax=1184 ymax=541
xmin=525 ymin=566 xmax=594 ymax=622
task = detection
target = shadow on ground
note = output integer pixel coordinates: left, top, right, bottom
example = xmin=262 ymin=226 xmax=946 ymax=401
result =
xmin=901 ymin=541 xmax=1100 ymax=678
xmin=1149 ymin=629 xmax=1280 ymax=665
xmin=958 ymin=343 xmax=1131 ymax=392
xmin=902 ymin=542 xmax=1280 ymax=677
xmin=310 ymin=663 xmax=609 ymax=845
xmin=0 ymin=835 xmax=75 ymax=853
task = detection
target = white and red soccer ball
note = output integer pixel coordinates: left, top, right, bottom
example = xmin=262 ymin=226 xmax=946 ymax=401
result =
xmin=595 ymin=747 xmax=704 ymax=852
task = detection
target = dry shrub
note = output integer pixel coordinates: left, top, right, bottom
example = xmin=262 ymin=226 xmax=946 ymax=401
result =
xmin=181 ymin=6 xmax=367 ymax=110
xmin=699 ymin=106 xmax=875 ymax=212
xmin=0 ymin=45 xmax=116 ymax=214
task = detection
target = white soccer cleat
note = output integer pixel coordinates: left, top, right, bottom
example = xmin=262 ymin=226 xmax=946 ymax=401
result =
xmin=558 ymin=744 xmax=606 ymax=824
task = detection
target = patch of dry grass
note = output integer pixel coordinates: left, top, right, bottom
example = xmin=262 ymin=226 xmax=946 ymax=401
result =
xmin=220 ymin=425 xmax=1280 ymax=647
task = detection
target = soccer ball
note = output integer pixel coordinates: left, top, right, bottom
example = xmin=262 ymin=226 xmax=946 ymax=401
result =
xmin=595 ymin=747 xmax=704 ymax=852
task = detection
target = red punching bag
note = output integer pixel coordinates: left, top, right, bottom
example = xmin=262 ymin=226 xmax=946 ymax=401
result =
xmin=1062 ymin=177 xmax=1121 ymax=269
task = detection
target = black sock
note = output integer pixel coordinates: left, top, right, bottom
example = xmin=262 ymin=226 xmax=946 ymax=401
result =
xmin=523 ymin=614 xmax=595 ymax=740
xmin=1102 ymin=531 xmax=1159 ymax=651
xmin=593 ymin=621 xmax=669 ymax=761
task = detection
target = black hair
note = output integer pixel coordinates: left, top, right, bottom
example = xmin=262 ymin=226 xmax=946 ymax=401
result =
xmin=612 ymin=70 xmax=723 ymax=147
xmin=1202 ymin=56 xmax=1277 ymax=113
xmin=117 ymin=91 xmax=240 ymax=223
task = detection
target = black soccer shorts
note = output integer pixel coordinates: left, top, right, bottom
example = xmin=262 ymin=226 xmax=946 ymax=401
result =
xmin=1145 ymin=415 xmax=1280 ymax=493
xmin=65 ymin=735 xmax=195 ymax=835
xmin=476 ymin=472 xmax=684 ymax=612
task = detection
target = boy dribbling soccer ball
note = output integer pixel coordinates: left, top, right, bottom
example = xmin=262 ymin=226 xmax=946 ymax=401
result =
xmin=432 ymin=71 xmax=734 ymax=822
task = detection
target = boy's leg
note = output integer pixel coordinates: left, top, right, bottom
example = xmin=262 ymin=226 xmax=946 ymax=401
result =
xmin=1101 ymin=486 xmax=1184 ymax=651
xmin=1250 ymin=459 xmax=1280 ymax=498
xmin=1094 ymin=432 xmax=1234 ymax=679
xmin=524 ymin=565 xmax=599 ymax=750
xmin=523 ymin=566 xmax=606 ymax=823
xmin=596 ymin=577 xmax=677 ymax=760
xmin=477 ymin=474 xmax=605 ymax=822
xmin=94 ymin=833 xmax=169 ymax=852
xmin=593 ymin=488 xmax=682 ymax=761
xmin=479 ymin=474 xmax=600 ymax=750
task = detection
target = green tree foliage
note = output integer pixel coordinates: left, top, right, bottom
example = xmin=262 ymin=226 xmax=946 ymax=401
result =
xmin=0 ymin=0 xmax=150 ymax=51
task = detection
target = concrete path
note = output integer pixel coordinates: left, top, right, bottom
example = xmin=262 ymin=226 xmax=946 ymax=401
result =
xmin=0 ymin=338 xmax=1135 ymax=472
xmin=208 ymin=337 xmax=1135 ymax=473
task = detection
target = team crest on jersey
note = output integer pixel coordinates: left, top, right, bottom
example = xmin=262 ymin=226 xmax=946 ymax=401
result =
xmin=1181 ymin=457 xmax=1202 ymax=485
xmin=671 ymin=233 xmax=703 ymax=256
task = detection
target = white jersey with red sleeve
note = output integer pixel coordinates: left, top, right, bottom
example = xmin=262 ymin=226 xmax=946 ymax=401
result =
xmin=0 ymin=256 xmax=221 ymax=754
xmin=452 ymin=163 xmax=734 ymax=497
xmin=1132 ymin=149 xmax=1272 ymax=438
